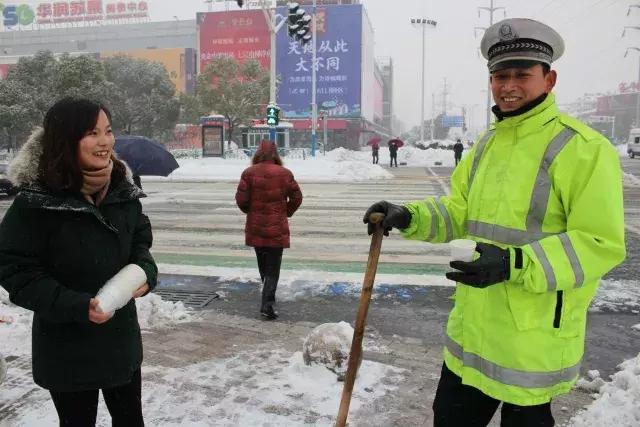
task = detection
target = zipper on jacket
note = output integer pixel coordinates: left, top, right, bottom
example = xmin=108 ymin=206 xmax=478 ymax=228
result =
xmin=553 ymin=290 xmax=563 ymax=328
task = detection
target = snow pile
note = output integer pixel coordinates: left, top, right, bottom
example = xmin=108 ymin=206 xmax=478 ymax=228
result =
xmin=576 ymin=369 xmax=607 ymax=392
xmin=0 ymin=288 xmax=34 ymax=356
xmin=0 ymin=288 xmax=196 ymax=358
xmin=324 ymin=147 xmax=367 ymax=162
xmin=590 ymin=279 xmax=640 ymax=313
xmin=135 ymin=350 xmax=403 ymax=426
xmin=569 ymin=354 xmax=640 ymax=427
xmin=135 ymin=293 xmax=196 ymax=330
xmin=302 ymin=321 xmax=355 ymax=380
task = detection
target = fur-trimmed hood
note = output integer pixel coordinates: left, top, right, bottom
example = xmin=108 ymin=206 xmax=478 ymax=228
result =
xmin=8 ymin=127 xmax=136 ymax=188
xmin=8 ymin=128 xmax=44 ymax=187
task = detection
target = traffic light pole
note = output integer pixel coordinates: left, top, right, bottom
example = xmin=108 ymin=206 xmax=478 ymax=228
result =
xmin=269 ymin=11 xmax=278 ymax=142
xmin=260 ymin=4 xmax=286 ymax=142
xmin=311 ymin=0 xmax=318 ymax=157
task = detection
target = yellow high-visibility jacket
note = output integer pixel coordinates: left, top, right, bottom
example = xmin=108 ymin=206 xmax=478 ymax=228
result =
xmin=402 ymin=93 xmax=626 ymax=406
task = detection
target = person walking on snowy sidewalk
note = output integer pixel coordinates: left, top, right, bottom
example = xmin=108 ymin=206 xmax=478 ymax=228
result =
xmin=363 ymin=18 xmax=625 ymax=427
xmin=0 ymin=98 xmax=157 ymax=426
xmin=236 ymin=140 xmax=303 ymax=320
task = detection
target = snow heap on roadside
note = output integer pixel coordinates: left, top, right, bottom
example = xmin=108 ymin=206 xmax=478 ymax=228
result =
xmin=0 ymin=288 xmax=196 ymax=358
xmin=303 ymin=321 xmax=355 ymax=380
xmin=135 ymin=293 xmax=196 ymax=330
xmin=570 ymin=354 xmax=640 ymax=427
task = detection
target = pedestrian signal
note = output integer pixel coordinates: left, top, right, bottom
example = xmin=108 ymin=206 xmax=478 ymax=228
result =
xmin=266 ymin=105 xmax=280 ymax=127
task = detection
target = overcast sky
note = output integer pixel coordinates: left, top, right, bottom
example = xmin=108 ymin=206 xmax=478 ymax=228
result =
xmin=151 ymin=0 xmax=630 ymax=132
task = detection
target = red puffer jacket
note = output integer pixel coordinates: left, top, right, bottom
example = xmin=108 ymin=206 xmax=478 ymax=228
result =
xmin=235 ymin=156 xmax=303 ymax=248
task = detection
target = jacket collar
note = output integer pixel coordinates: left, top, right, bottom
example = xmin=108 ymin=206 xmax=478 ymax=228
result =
xmin=491 ymin=93 xmax=559 ymax=130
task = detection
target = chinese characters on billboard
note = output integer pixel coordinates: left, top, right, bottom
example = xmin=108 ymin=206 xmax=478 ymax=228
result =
xmin=197 ymin=10 xmax=270 ymax=72
xmin=1 ymin=1 xmax=149 ymax=29
xmin=276 ymin=4 xmax=362 ymax=118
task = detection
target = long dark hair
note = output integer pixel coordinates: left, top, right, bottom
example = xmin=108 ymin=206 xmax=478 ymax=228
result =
xmin=38 ymin=97 xmax=125 ymax=191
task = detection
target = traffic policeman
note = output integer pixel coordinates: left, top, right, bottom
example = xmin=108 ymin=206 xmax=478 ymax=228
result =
xmin=364 ymin=18 xmax=625 ymax=426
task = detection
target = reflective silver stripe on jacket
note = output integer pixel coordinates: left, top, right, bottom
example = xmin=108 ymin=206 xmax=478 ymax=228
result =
xmin=531 ymin=241 xmax=557 ymax=291
xmin=526 ymin=127 xmax=576 ymax=234
xmin=467 ymin=127 xmax=584 ymax=289
xmin=446 ymin=336 xmax=581 ymax=388
xmin=468 ymin=130 xmax=495 ymax=191
xmin=467 ymin=220 xmax=552 ymax=245
xmin=434 ymin=199 xmax=453 ymax=242
xmin=559 ymin=233 xmax=584 ymax=287
xmin=425 ymin=200 xmax=438 ymax=241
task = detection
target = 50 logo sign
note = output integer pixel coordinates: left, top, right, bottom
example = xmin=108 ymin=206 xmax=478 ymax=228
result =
xmin=0 ymin=3 xmax=36 ymax=27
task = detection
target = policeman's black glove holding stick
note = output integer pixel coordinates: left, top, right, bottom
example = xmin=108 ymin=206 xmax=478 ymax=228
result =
xmin=446 ymin=243 xmax=517 ymax=288
xmin=363 ymin=201 xmax=412 ymax=236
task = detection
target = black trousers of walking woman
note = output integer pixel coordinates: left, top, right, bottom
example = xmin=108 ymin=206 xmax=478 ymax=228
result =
xmin=433 ymin=363 xmax=554 ymax=427
xmin=49 ymin=369 xmax=144 ymax=427
xmin=254 ymin=247 xmax=283 ymax=309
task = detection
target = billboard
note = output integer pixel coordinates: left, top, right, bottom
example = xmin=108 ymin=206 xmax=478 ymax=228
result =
xmin=1 ymin=1 xmax=149 ymax=29
xmin=197 ymin=10 xmax=270 ymax=72
xmin=0 ymin=64 xmax=11 ymax=79
xmin=276 ymin=4 xmax=362 ymax=118
xmin=100 ymin=48 xmax=196 ymax=94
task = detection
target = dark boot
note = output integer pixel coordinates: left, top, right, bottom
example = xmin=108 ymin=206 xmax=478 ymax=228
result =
xmin=260 ymin=276 xmax=278 ymax=320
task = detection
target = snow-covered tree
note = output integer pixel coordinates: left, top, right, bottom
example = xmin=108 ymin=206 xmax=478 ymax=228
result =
xmin=195 ymin=57 xmax=270 ymax=144
xmin=103 ymin=55 xmax=180 ymax=140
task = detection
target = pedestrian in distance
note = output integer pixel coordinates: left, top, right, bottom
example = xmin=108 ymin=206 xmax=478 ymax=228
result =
xmin=388 ymin=140 xmax=399 ymax=167
xmin=363 ymin=18 xmax=625 ymax=427
xmin=235 ymin=140 xmax=303 ymax=320
xmin=371 ymin=142 xmax=379 ymax=164
xmin=0 ymin=97 xmax=157 ymax=426
xmin=453 ymin=138 xmax=464 ymax=166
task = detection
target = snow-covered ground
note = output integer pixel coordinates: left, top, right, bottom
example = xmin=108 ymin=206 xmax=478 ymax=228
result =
xmin=0 ymin=287 xmax=404 ymax=426
xmin=2 ymin=143 xmax=639 ymax=425
xmin=145 ymin=145 xmax=461 ymax=183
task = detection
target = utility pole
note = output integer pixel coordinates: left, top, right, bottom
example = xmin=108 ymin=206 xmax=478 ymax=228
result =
xmin=441 ymin=78 xmax=449 ymax=114
xmin=477 ymin=1 xmax=505 ymax=129
xmin=410 ymin=17 xmax=437 ymax=145
xmin=431 ymin=92 xmax=435 ymax=140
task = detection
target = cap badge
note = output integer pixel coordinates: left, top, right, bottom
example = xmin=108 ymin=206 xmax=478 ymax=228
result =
xmin=499 ymin=24 xmax=517 ymax=41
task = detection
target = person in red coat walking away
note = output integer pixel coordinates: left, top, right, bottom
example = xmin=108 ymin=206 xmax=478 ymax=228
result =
xmin=235 ymin=141 xmax=303 ymax=320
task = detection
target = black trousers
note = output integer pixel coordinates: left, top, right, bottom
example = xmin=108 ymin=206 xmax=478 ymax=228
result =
xmin=254 ymin=247 xmax=283 ymax=309
xmin=390 ymin=154 xmax=398 ymax=167
xmin=49 ymin=369 xmax=144 ymax=427
xmin=433 ymin=363 xmax=554 ymax=427
xmin=454 ymin=155 xmax=461 ymax=166
xmin=372 ymin=152 xmax=379 ymax=164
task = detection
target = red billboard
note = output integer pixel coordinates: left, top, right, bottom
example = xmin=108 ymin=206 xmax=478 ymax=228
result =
xmin=197 ymin=10 xmax=270 ymax=72
xmin=0 ymin=64 xmax=10 ymax=79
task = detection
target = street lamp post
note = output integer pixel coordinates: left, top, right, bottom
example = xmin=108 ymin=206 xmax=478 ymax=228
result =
xmin=311 ymin=0 xmax=318 ymax=156
xmin=624 ymin=47 xmax=640 ymax=127
xmin=410 ymin=18 xmax=437 ymax=145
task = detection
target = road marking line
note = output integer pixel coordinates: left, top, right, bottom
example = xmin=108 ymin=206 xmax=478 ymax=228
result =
xmin=426 ymin=167 xmax=451 ymax=194
xmin=625 ymin=223 xmax=640 ymax=236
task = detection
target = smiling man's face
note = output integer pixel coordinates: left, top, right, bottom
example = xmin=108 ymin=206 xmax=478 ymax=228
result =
xmin=490 ymin=64 xmax=557 ymax=112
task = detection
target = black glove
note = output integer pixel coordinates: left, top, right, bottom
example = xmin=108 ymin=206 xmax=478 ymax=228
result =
xmin=445 ymin=243 xmax=511 ymax=288
xmin=363 ymin=201 xmax=412 ymax=236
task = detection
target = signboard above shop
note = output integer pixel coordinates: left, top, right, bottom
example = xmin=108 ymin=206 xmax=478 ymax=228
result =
xmin=1 ymin=1 xmax=150 ymax=30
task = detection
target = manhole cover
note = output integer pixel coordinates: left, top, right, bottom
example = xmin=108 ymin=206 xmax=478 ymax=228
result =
xmin=153 ymin=289 xmax=220 ymax=308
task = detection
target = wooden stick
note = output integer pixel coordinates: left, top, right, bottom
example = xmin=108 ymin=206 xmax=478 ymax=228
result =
xmin=335 ymin=212 xmax=385 ymax=427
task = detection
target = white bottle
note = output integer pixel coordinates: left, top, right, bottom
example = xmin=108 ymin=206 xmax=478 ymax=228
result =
xmin=95 ymin=264 xmax=147 ymax=313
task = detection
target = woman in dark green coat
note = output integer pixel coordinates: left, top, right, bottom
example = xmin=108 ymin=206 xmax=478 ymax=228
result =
xmin=0 ymin=98 xmax=157 ymax=426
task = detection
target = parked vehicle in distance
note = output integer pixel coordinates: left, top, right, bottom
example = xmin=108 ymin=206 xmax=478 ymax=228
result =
xmin=627 ymin=128 xmax=640 ymax=159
